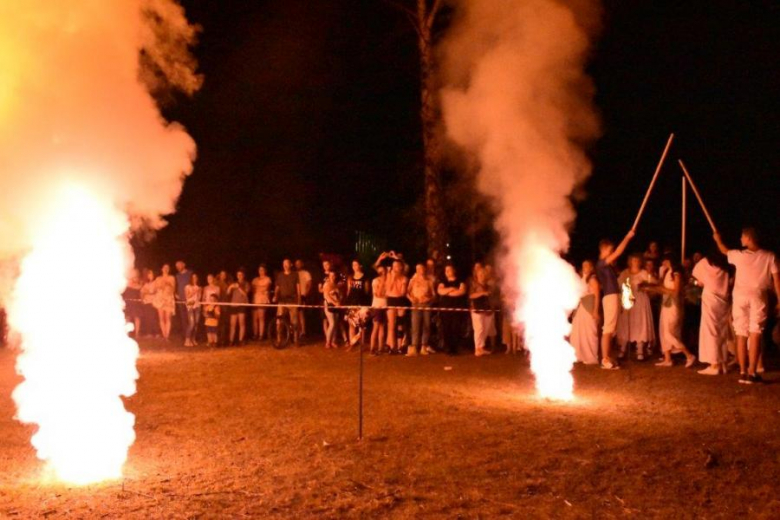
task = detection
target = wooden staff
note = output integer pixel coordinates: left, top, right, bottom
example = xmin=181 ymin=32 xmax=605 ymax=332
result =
xmin=681 ymin=176 xmax=687 ymax=263
xmin=678 ymin=159 xmax=717 ymax=233
xmin=631 ymin=133 xmax=675 ymax=231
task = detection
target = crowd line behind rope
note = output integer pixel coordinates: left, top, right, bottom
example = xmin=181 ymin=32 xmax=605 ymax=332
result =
xmin=126 ymin=299 xmax=501 ymax=314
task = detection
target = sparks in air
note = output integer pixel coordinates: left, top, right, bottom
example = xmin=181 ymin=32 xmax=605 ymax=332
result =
xmin=10 ymin=185 xmax=139 ymax=485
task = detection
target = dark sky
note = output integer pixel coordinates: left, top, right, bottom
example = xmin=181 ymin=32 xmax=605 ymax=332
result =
xmin=138 ymin=0 xmax=779 ymax=274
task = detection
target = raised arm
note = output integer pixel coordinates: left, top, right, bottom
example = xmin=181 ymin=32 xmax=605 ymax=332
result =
xmin=606 ymin=229 xmax=635 ymax=265
xmin=373 ymin=252 xmax=388 ymax=271
xmin=713 ymin=232 xmax=729 ymax=256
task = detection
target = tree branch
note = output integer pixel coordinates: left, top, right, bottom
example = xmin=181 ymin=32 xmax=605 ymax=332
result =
xmin=382 ymin=0 xmax=424 ymax=39
xmin=426 ymin=0 xmax=444 ymax=29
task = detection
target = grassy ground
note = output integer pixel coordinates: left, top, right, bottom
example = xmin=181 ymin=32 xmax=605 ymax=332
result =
xmin=0 ymin=340 xmax=778 ymax=519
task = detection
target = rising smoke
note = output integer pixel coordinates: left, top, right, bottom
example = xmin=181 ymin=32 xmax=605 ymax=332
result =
xmin=0 ymin=1 xmax=201 ymax=482
xmin=440 ymin=0 xmax=601 ymax=399
xmin=0 ymin=0 xmax=201 ymax=259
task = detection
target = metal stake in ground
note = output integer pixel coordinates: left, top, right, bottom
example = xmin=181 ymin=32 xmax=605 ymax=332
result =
xmin=358 ymin=335 xmax=364 ymax=441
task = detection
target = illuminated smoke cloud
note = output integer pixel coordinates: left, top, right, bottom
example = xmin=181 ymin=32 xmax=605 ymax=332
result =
xmin=440 ymin=0 xmax=601 ymax=400
xmin=0 ymin=0 xmax=200 ymax=483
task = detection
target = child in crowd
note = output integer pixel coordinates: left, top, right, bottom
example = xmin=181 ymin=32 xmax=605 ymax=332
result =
xmin=203 ymin=294 xmax=221 ymax=347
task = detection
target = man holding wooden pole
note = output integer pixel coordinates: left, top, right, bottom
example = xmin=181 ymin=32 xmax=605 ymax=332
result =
xmin=596 ymin=230 xmax=635 ymax=369
xmin=714 ymin=228 xmax=780 ymax=385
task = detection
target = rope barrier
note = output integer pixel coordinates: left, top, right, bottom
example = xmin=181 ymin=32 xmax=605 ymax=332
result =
xmin=126 ymin=299 xmax=501 ymax=314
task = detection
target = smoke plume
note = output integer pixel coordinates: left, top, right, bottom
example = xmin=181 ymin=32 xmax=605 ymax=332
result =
xmin=0 ymin=1 xmax=200 ymax=483
xmin=440 ymin=0 xmax=601 ymax=399
xmin=0 ymin=0 xmax=201 ymax=259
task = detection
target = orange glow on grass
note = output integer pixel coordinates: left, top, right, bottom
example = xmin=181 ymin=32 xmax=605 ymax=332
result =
xmin=9 ymin=184 xmax=139 ymax=485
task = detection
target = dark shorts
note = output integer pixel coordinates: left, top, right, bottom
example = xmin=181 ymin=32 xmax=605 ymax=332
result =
xmin=386 ymin=297 xmax=408 ymax=308
xmin=206 ymin=326 xmax=218 ymax=334
xmin=229 ymin=305 xmax=247 ymax=316
xmin=372 ymin=309 xmax=387 ymax=324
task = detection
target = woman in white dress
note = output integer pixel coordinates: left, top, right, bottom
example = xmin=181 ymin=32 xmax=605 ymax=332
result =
xmin=691 ymin=252 xmax=731 ymax=375
xmin=571 ymin=260 xmax=601 ymax=365
xmin=616 ymin=254 xmax=656 ymax=360
xmin=647 ymin=256 xmax=696 ymax=368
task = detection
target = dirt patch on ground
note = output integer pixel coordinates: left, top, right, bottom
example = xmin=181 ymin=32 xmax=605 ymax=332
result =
xmin=0 ymin=341 xmax=778 ymax=518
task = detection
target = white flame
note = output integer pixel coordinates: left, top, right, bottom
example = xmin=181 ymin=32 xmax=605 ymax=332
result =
xmin=9 ymin=184 xmax=139 ymax=485
xmin=514 ymin=245 xmax=581 ymax=401
xmin=621 ymin=278 xmax=635 ymax=310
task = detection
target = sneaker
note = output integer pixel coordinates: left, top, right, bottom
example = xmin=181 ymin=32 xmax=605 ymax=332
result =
xmin=424 ymin=346 xmax=436 ymax=355
xmin=420 ymin=347 xmax=429 ymax=356
xmin=406 ymin=347 xmax=418 ymax=357
xmin=756 ymin=366 xmax=765 ymax=374
xmin=475 ymin=350 xmax=492 ymax=357
xmin=637 ymin=354 xmax=645 ymax=361
xmin=698 ymin=366 xmax=720 ymax=376
xmin=685 ymin=355 xmax=697 ymax=368
xmin=738 ymin=373 xmax=749 ymax=384
xmin=655 ymin=360 xmax=673 ymax=367
xmin=184 ymin=339 xmax=193 ymax=347
xmin=601 ymin=359 xmax=619 ymax=370
xmin=748 ymin=374 xmax=764 ymax=385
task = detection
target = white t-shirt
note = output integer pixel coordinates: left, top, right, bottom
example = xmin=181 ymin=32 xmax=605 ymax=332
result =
xmin=298 ymin=270 xmax=312 ymax=296
xmin=727 ymin=249 xmax=778 ymax=294
xmin=692 ymin=259 xmax=729 ymax=298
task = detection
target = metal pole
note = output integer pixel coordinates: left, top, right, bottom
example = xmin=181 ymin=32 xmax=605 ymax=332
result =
xmin=681 ymin=176 xmax=687 ymax=264
xmin=358 ymin=331 xmax=364 ymax=441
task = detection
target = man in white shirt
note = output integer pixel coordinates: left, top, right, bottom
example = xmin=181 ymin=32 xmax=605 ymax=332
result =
xmin=714 ymin=227 xmax=780 ymax=384
xmin=295 ymin=260 xmax=312 ymax=337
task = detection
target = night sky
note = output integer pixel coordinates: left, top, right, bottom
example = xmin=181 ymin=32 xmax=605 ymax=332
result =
xmin=138 ymin=0 xmax=779 ymax=274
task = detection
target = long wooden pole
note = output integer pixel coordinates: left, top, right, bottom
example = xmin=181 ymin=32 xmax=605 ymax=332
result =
xmin=631 ymin=133 xmax=675 ymax=231
xmin=681 ymin=176 xmax=687 ymax=263
xmin=678 ymin=159 xmax=717 ymax=233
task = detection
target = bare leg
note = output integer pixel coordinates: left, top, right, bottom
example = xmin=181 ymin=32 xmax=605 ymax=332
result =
xmin=252 ymin=310 xmax=261 ymax=340
xmin=387 ymin=310 xmax=397 ymax=350
xmin=134 ymin=317 xmax=141 ymax=339
xmin=230 ymin=314 xmax=237 ymax=344
xmin=747 ymin=332 xmax=761 ymax=376
xmin=258 ymin=309 xmax=266 ymax=340
xmin=736 ymin=335 xmax=748 ymax=374
xmin=238 ymin=313 xmax=246 ymax=342
xmin=299 ymin=309 xmax=306 ymax=336
xmin=601 ymin=332 xmax=613 ymax=364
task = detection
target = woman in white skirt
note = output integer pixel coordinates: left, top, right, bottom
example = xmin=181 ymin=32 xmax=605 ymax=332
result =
xmin=691 ymin=252 xmax=731 ymax=375
xmin=647 ymin=256 xmax=696 ymax=368
xmin=616 ymin=254 xmax=656 ymax=360
xmin=571 ymin=260 xmax=601 ymax=365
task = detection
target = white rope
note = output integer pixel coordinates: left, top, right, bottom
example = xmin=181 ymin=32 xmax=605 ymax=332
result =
xmin=126 ymin=299 xmax=500 ymax=314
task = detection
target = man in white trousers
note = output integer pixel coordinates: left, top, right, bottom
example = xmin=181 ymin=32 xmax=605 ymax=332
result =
xmin=714 ymin=227 xmax=780 ymax=384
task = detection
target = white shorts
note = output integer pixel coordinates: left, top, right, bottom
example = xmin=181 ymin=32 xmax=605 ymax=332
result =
xmin=732 ymin=291 xmax=767 ymax=337
xmin=602 ymin=294 xmax=619 ymax=335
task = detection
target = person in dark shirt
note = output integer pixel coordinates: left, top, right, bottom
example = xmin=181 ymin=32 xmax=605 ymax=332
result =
xmin=596 ymin=229 xmax=635 ymax=369
xmin=274 ymin=259 xmax=301 ymax=344
xmin=437 ymin=264 xmax=467 ymax=355
xmin=175 ymin=260 xmax=192 ymax=341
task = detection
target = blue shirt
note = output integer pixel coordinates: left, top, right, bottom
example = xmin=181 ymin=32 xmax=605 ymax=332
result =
xmin=175 ymin=269 xmax=192 ymax=301
xmin=596 ymin=259 xmax=619 ymax=296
